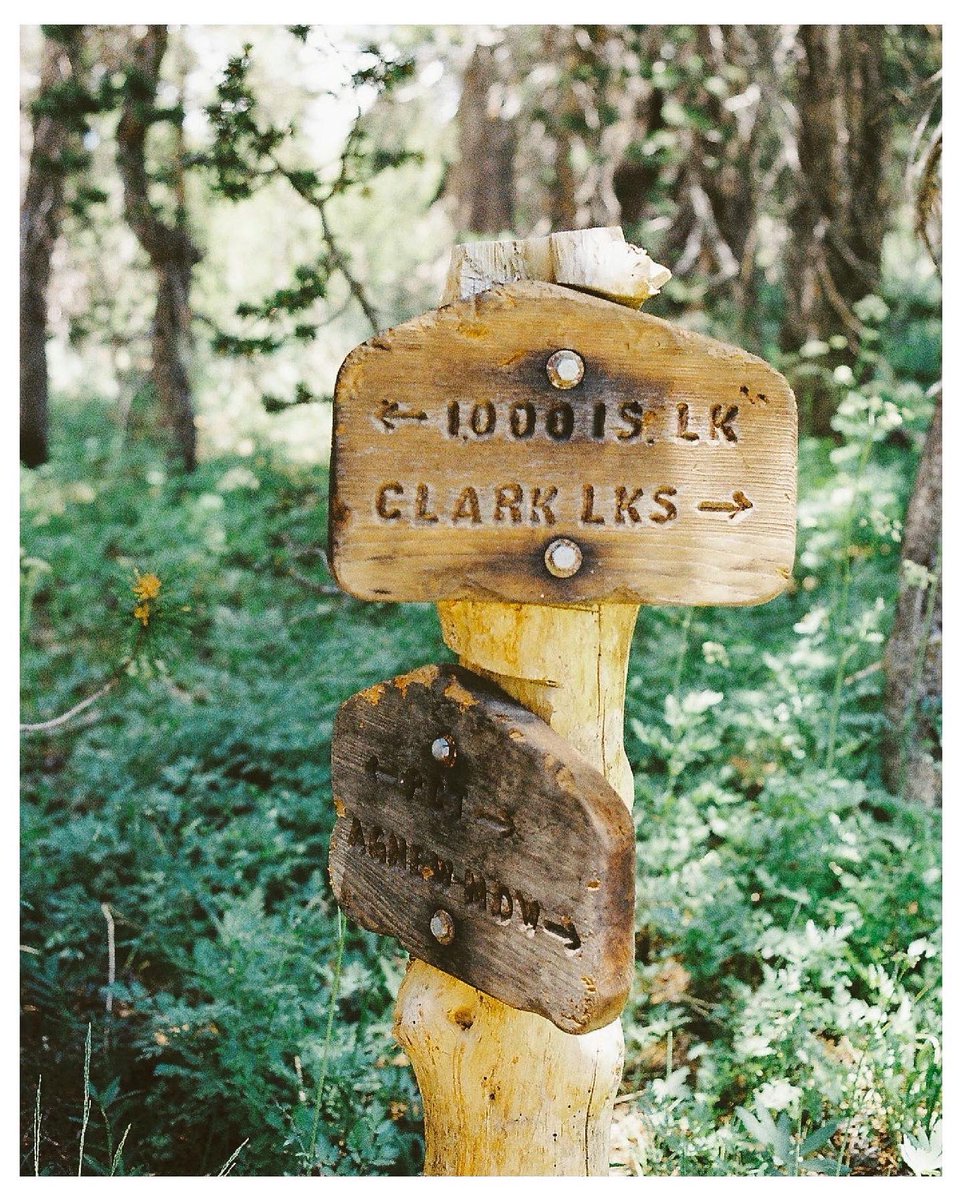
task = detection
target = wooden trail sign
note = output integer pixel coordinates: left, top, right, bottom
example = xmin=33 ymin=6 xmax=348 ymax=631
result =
xmin=330 ymin=280 xmax=796 ymax=607
xmin=328 ymin=227 xmax=797 ymax=1176
xmin=329 ymin=663 xmax=635 ymax=1034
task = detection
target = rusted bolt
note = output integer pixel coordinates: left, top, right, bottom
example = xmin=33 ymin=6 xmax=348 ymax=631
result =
xmin=546 ymin=349 xmax=584 ymax=389
xmin=544 ymin=537 xmax=583 ymax=578
xmin=431 ymin=735 xmax=456 ymax=766
xmin=430 ymin=909 xmax=456 ymax=945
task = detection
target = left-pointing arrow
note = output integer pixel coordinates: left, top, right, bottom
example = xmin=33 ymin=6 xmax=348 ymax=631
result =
xmin=696 ymin=490 xmax=753 ymax=518
xmin=378 ymin=399 xmax=428 ymax=430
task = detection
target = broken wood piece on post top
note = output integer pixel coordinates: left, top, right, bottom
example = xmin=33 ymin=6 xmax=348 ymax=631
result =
xmin=329 ymin=663 xmax=635 ymax=1035
xmin=444 ymin=226 xmax=670 ymax=308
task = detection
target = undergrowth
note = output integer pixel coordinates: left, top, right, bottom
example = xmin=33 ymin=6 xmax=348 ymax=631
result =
xmin=21 ymin=299 xmax=940 ymax=1175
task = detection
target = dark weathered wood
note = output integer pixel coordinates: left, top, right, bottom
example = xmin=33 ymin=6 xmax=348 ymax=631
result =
xmin=330 ymin=280 xmax=797 ymax=606
xmin=329 ymin=663 xmax=635 ymax=1034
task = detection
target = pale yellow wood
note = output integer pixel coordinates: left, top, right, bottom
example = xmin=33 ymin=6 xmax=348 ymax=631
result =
xmin=550 ymin=227 xmax=671 ymax=307
xmin=393 ymin=229 xmax=646 ymax=1175
xmin=394 ymin=601 xmax=639 ymax=1175
xmin=444 ymin=225 xmax=670 ymax=307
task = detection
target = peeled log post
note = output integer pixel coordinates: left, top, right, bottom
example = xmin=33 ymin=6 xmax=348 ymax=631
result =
xmin=392 ymin=229 xmax=662 ymax=1175
xmin=394 ymin=603 xmax=637 ymax=1174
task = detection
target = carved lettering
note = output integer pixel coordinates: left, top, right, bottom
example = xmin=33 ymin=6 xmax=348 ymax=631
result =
xmin=494 ymin=483 xmax=524 ymax=524
xmin=676 ymin=403 xmax=700 ymax=441
xmin=616 ymin=400 xmax=645 ymax=442
xmin=415 ymin=483 xmax=439 ymax=522
xmin=377 ymin=398 xmax=749 ymax=450
xmin=386 ymin=831 xmax=407 ymax=868
xmin=544 ymin=919 xmax=582 ymax=952
xmin=366 ymin=825 xmax=386 ymax=862
xmin=470 ymin=401 xmax=496 ymax=436
xmin=463 ymin=870 xmax=486 ymax=909
xmin=371 ymin=481 xmax=763 ymax=527
xmin=452 ymin=486 xmax=482 ymax=524
xmin=490 ymin=883 xmax=513 ymax=920
xmin=709 ymin=404 xmax=739 ymax=442
xmin=592 ymin=402 xmax=606 ymax=439
xmin=510 ymin=401 xmax=535 ymax=439
xmin=614 ymin=486 xmax=644 ymax=524
xmin=339 ymin=812 xmax=588 ymax=944
xmin=376 ymin=482 xmax=403 ymax=520
xmin=651 ymin=486 xmax=678 ymax=524
xmin=515 ymin=892 xmax=540 ymax=929
xmin=530 ymin=486 xmax=557 ymax=525
xmin=581 ymin=484 xmax=605 ymax=525
xmin=546 ymin=402 xmax=574 ymax=441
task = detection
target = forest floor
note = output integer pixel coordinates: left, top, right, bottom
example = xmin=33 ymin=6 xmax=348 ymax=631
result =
xmin=20 ymin=386 xmax=940 ymax=1176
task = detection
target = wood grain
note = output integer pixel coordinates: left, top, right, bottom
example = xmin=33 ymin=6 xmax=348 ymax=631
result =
xmin=393 ymin=605 xmax=638 ymax=1174
xmin=330 ymin=281 xmax=797 ymax=605
xmin=329 ymin=663 xmax=635 ymax=1035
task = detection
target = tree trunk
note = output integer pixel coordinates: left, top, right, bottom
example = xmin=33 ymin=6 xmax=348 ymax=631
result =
xmin=612 ymin=28 xmax=666 ymax=229
xmin=116 ymin=24 xmax=199 ymax=471
xmin=449 ymin=40 xmax=517 ymax=236
xmin=663 ymin=28 xmax=762 ymax=298
xmin=837 ymin=25 xmax=889 ymax=303
xmin=20 ymin=26 xmax=85 ymax=467
xmin=882 ymin=391 xmax=942 ymax=805
xmin=543 ymin=26 xmax=580 ymax=231
xmin=782 ymin=25 xmax=891 ymax=435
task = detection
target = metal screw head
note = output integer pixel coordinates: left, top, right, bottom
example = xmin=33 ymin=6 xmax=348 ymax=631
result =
xmin=430 ymin=909 xmax=456 ymax=945
xmin=431 ymin=735 xmax=456 ymax=766
xmin=544 ymin=537 xmax=583 ymax=579
xmin=546 ymin=349 xmax=584 ymax=390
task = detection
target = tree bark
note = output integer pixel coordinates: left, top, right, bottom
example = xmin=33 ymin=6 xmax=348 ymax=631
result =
xmin=882 ymin=391 xmax=941 ymax=805
xmin=612 ymin=28 xmax=666 ymax=229
xmin=116 ymin=24 xmax=199 ymax=471
xmin=543 ymin=26 xmax=580 ymax=231
xmin=782 ymin=25 xmax=891 ymax=435
xmin=838 ymin=25 xmax=889 ymax=303
xmin=449 ymin=40 xmax=517 ymax=236
xmin=20 ymin=26 xmax=85 ymax=467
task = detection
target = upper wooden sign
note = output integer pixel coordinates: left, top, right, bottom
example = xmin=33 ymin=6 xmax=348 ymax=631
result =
xmin=328 ymin=663 xmax=635 ymax=1034
xmin=330 ymin=281 xmax=797 ymax=606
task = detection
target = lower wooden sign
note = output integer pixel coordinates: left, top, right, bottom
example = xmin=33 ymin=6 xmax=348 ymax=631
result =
xmin=329 ymin=664 xmax=635 ymax=1034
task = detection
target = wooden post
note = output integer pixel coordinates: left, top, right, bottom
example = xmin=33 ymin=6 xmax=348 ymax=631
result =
xmin=328 ymin=226 xmax=796 ymax=1176
xmin=392 ymin=230 xmax=662 ymax=1175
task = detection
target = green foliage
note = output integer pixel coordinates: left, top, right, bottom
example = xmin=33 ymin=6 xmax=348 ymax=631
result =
xmin=610 ymin=304 xmax=940 ymax=1175
xmin=21 ymin=288 xmax=940 ymax=1175
xmin=21 ymin=403 xmax=440 ymax=1174
xmin=200 ymin=32 xmax=422 ymax=367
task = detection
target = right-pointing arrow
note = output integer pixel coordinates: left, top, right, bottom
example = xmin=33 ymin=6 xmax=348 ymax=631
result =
xmin=697 ymin=490 xmax=753 ymax=518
